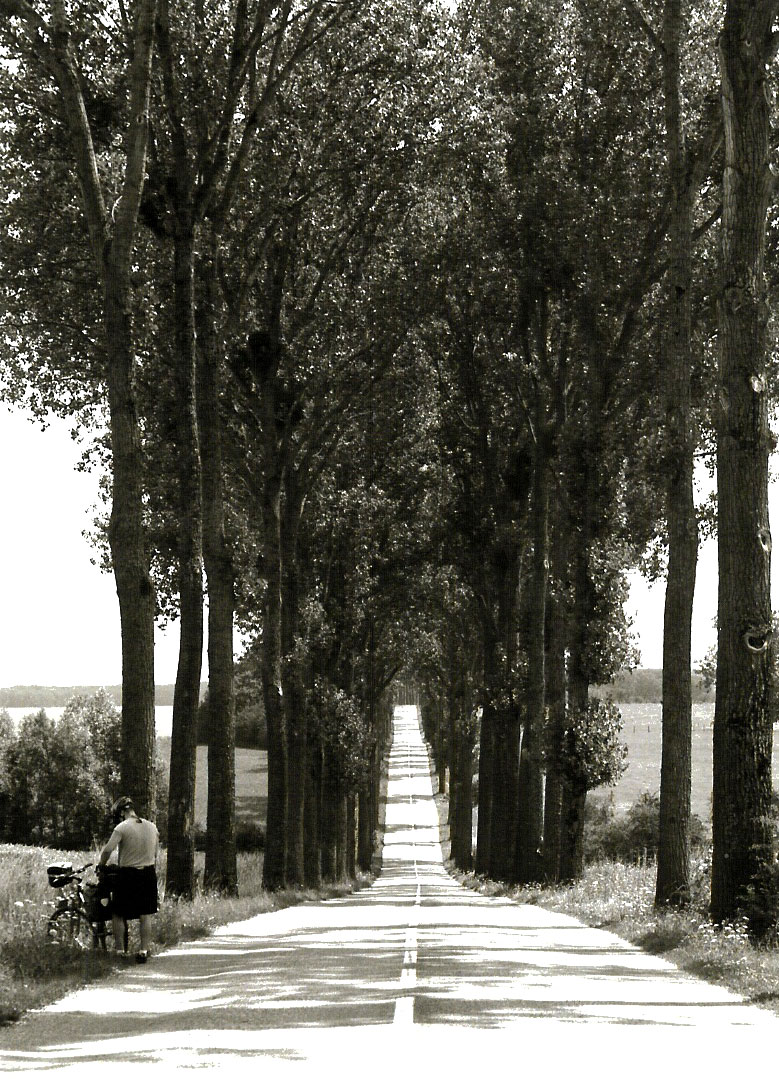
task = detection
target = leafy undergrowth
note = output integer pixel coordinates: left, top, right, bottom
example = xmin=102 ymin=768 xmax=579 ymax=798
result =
xmin=0 ymin=843 xmax=369 ymax=1025
xmin=453 ymin=856 xmax=779 ymax=1019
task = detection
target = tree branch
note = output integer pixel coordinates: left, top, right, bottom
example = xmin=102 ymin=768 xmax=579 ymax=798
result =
xmin=623 ymin=0 xmax=663 ymax=56
xmin=111 ymin=0 xmax=156 ymax=269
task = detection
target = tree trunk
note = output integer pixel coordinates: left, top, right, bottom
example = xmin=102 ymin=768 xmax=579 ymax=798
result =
xmin=357 ymin=664 xmax=377 ymax=872
xmin=346 ymin=793 xmax=357 ymax=879
xmin=656 ymin=0 xmax=697 ymax=909
xmin=450 ymin=696 xmax=475 ymax=871
xmin=335 ymin=787 xmax=348 ymax=881
xmin=474 ymin=701 xmax=494 ymax=875
xmin=488 ymin=705 xmax=519 ymax=882
xmin=32 ymin=1 xmax=159 ymax=819
xmin=261 ymin=467 xmax=288 ymax=891
xmin=320 ymin=741 xmax=338 ymax=882
xmin=357 ymin=785 xmax=372 ymax=872
xmin=542 ymin=512 xmax=568 ymax=882
xmin=516 ymin=433 xmax=549 ymax=883
xmin=197 ymin=244 xmax=237 ymax=895
xmin=436 ymin=700 xmax=447 ymax=794
xmin=712 ymin=3 xmax=777 ymax=930
xmin=559 ymin=786 xmax=587 ymax=883
xmin=487 ymin=563 xmax=521 ymax=881
xmin=104 ymin=285 xmax=157 ymax=818
xmin=282 ymin=484 xmax=307 ymax=887
xmin=304 ymin=736 xmax=322 ymax=887
xmin=166 ymin=225 xmax=204 ymax=900
xmin=515 ymin=722 xmax=544 ymax=883
xmin=559 ymin=535 xmax=592 ymax=882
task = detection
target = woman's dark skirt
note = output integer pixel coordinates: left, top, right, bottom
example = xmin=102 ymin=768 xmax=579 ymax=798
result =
xmin=111 ymin=865 xmax=158 ymax=920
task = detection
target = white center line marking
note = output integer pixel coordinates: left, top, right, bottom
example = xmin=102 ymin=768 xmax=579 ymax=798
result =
xmin=394 ymin=740 xmax=421 ymax=1025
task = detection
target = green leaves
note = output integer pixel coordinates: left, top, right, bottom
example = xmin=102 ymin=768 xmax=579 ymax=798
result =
xmin=559 ymin=697 xmax=628 ymax=795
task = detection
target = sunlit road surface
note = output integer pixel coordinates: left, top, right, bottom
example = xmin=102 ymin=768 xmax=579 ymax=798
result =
xmin=3 ymin=707 xmax=779 ymax=1077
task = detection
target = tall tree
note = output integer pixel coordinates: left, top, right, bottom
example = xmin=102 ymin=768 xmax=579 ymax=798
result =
xmin=655 ymin=0 xmax=699 ymax=908
xmin=711 ymin=0 xmax=778 ymax=932
xmin=147 ymin=0 xmax=361 ymax=896
xmin=0 ymin=0 xmax=158 ymax=815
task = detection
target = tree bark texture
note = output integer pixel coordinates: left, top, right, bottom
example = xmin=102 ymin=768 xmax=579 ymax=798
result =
xmin=166 ymin=225 xmax=204 ymax=900
xmin=282 ymin=481 xmax=307 ymax=887
xmin=475 ymin=702 xmax=494 ymax=875
xmin=305 ymin=737 xmax=323 ymax=887
xmin=487 ymin=703 xmax=519 ymax=882
xmin=335 ymin=790 xmax=349 ymax=881
xmin=712 ymin=1 xmax=777 ymax=927
xmin=357 ymin=785 xmax=373 ymax=872
xmin=104 ymin=288 xmax=157 ymax=817
xmin=197 ymin=248 xmax=237 ymax=895
xmin=346 ymin=794 xmax=357 ymax=879
xmin=450 ymin=694 xmax=475 ymax=871
xmin=515 ymin=434 xmax=549 ymax=883
xmin=320 ymin=741 xmax=338 ymax=881
xmin=656 ymin=0 xmax=697 ymax=908
xmin=542 ymin=510 xmax=569 ymax=882
xmin=559 ymin=528 xmax=593 ymax=882
xmin=261 ymin=467 xmax=288 ymax=890
xmin=474 ymin=559 xmax=520 ymax=882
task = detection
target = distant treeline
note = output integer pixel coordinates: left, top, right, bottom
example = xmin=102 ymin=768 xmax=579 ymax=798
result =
xmin=594 ymin=668 xmax=714 ymax=704
xmin=0 ymin=684 xmax=207 ymax=707
xmin=1 ymin=672 xmax=711 ymax=708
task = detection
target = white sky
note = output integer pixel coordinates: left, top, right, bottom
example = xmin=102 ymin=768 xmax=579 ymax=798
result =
xmin=0 ymin=404 xmax=185 ymax=686
xmin=0 ymin=402 xmax=775 ymax=686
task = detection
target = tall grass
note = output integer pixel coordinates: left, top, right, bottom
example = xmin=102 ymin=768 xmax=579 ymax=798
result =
xmin=0 ymin=843 xmax=367 ymax=1025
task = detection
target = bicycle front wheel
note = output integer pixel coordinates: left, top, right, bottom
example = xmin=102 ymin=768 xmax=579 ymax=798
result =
xmin=47 ymin=907 xmax=96 ymax=949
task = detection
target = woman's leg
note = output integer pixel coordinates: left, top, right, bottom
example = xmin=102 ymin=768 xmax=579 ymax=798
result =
xmin=111 ymin=913 xmax=127 ymax=952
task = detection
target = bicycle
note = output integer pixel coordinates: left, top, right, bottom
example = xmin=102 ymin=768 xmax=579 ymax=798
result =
xmin=46 ymin=862 xmax=113 ymax=950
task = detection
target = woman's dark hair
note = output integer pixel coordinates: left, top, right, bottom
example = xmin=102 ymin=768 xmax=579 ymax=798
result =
xmin=111 ymin=795 xmax=134 ymax=825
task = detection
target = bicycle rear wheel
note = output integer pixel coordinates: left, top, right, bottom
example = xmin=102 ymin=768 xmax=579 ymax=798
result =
xmin=47 ymin=907 xmax=96 ymax=949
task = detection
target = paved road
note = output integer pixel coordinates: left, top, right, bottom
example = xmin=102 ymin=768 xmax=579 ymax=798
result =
xmin=2 ymin=706 xmax=779 ymax=1076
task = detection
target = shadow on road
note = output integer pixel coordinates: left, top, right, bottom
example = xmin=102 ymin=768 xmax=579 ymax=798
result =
xmin=1 ymin=706 xmax=777 ymax=1072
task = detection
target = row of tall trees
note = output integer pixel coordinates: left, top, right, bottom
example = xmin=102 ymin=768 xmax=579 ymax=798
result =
xmin=412 ymin=0 xmax=778 ymax=934
xmin=1 ymin=0 xmax=777 ymax=931
xmin=0 ymin=0 xmax=443 ymax=896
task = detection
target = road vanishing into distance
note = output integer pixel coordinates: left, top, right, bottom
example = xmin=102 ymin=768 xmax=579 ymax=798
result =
xmin=2 ymin=706 xmax=779 ymax=1077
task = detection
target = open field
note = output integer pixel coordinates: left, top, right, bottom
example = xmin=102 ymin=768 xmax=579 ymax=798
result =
xmin=597 ymin=702 xmax=779 ymax=819
xmin=156 ymin=742 xmax=267 ymax=828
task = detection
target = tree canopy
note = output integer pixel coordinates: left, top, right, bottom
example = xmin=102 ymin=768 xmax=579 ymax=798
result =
xmin=1 ymin=0 xmax=777 ymax=932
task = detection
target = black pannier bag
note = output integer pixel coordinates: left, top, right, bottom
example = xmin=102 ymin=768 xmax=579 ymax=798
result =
xmin=47 ymin=863 xmax=74 ymax=888
xmin=91 ymin=864 xmax=119 ymax=920
xmin=84 ymin=881 xmax=111 ymax=922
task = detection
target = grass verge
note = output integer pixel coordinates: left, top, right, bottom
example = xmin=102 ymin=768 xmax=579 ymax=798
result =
xmin=0 ymin=843 xmax=369 ymax=1026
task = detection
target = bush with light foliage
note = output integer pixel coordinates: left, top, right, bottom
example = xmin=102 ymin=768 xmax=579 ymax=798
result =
xmin=0 ymin=691 xmax=167 ymax=850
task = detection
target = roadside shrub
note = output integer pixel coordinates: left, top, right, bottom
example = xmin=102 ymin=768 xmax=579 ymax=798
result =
xmin=236 ymin=820 xmax=265 ymax=851
xmin=193 ymin=821 xmax=264 ymax=854
xmin=739 ymin=854 xmax=779 ymax=942
xmin=585 ymin=791 xmax=708 ymax=865
xmin=0 ymin=692 xmax=168 ymax=850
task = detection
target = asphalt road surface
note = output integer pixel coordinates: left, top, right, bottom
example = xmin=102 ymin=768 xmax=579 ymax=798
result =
xmin=2 ymin=705 xmax=779 ymax=1077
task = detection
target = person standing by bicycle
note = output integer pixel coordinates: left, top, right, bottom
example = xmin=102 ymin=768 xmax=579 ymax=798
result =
xmin=98 ymin=796 xmax=160 ymax=964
